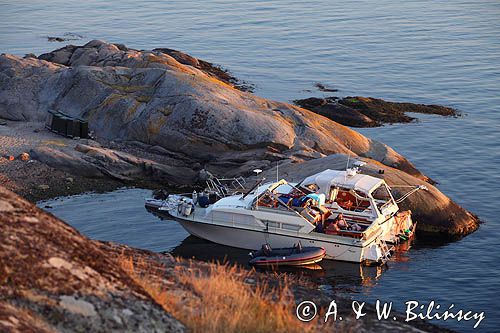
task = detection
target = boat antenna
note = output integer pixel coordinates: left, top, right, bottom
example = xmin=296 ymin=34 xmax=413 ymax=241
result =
xmin=241 ymin=170 xmax=264 ymax=200
xmin=344 ymin=144 xmax=351 ymax=184
xmin=276 ymin=161 xmax=279 ymax=182
xmin=346 ymin=150 xmax=351 ymax=171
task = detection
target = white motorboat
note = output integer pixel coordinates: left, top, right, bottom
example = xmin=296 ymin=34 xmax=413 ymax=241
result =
xmin=152 ymin=181 xmax=400 ymax=266
xmin=146 ymin=166 xmax=426 ymax=265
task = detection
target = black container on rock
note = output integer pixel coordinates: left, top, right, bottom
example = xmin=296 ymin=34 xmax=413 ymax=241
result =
xmin=46 ymin=110 xmax=89 ymax=139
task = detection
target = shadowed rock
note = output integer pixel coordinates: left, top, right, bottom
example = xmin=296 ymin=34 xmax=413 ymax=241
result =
xmin=0 ymin=185 xmax=185 ymax=332
xmin=294 ymin=96 xmax=458 ymax=127
xmin=29 ymin=144 xmax=197 ymax=184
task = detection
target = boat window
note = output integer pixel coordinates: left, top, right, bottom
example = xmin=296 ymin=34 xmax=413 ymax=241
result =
xmin=264 ymin=221 xmax=280 ymax=229
xmin=372 ymin=184 xmax=391 ymax=201
xmin=254 ymin=191 xmax=277 ymax=208
xmin=281 ymin=223 xmax=301 ymax=231
xmin=212 ymin=211 xmax=257 ymax=226
xmin=304 ymin=184 xmax=318 ymax=192
xmin=333 ymin=187 xmax=371 ymax=212
xmin=355 ymin=190 xmax=368 ymax=198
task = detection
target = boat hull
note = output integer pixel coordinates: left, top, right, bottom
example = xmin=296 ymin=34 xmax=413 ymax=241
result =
xmin=175 ymin=217 xmax=384 ymax=265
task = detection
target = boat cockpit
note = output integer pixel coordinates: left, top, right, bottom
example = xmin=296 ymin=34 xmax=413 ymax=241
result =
xmin=250 ymin=181 xmax=370 ymax=239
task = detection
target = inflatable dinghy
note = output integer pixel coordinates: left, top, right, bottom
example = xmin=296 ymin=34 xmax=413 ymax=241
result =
xmin=249 ymin=243 xmax=326 ymax=267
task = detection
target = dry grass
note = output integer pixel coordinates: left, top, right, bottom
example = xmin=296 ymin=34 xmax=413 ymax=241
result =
xmin=119 ymin=256 xmax=328 ymax=333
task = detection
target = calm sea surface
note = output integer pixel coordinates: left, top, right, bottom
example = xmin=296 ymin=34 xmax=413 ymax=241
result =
xmin=3 ymin=1 xmax=499 ymax=331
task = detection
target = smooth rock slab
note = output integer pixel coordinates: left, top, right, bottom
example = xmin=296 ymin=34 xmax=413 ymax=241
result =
xmin=59 ymin=295 xmax=97 ymax=317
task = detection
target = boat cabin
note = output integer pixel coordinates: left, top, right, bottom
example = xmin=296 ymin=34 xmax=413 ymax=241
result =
xmin=300 ymin=169 xmax=399 ymax=220
xmin=245 ymin=169 xmax=399 ymax=240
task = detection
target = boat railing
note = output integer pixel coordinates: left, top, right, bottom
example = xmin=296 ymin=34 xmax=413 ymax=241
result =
xmin=256 ymin=189 xmax=317 ymax=226
xmin=206 ymin=176 xmax=247 ymax=197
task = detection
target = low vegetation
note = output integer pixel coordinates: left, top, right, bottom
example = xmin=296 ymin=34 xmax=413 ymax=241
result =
xmin=119 ymin=256 xmax=337 ymax=333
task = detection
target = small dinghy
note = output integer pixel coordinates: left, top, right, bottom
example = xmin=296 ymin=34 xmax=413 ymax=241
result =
xmin=249 ymin=243 xmax=326 ymax=267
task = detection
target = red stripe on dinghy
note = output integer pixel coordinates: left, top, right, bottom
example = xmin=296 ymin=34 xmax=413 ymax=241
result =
xmin=252 ymin=254 xmax=325 ymax=265
xmin=252 ymin=249 xmax=326 ymax=264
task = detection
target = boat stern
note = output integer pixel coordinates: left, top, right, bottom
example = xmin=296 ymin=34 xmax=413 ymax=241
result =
xmin=378 ymin=210 xmax=416 ymax=244
xmin=361 ymin=239 xmax=393 ymax=266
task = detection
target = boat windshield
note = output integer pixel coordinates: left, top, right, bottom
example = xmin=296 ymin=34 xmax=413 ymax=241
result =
xmin=329 ymin=186 xmax=371 ymax=212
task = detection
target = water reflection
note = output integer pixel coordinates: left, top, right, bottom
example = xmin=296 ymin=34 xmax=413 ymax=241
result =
xmin=169 ymin=233 xmax=387 ymax=294
xmin=147 ymin=200 xmax=399 ymax=293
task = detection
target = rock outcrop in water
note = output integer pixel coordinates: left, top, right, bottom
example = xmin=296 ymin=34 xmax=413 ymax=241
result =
xmin=294 ymin=96 xmax=458 ymax=127
xmin=0 ymin=185 xmax=185 ymax=332
xmin=0 ymin=40 xmax=478 ymax=238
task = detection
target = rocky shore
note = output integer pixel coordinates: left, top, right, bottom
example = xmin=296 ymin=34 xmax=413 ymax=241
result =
xmin=0 ymin=40 xmax=478 ymax=237
xmin=0 ymin=186 xmax=185 ymax=332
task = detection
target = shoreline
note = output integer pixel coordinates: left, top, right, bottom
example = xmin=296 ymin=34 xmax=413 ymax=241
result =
xmin=0 ymin=120 xmax=194 ymax=202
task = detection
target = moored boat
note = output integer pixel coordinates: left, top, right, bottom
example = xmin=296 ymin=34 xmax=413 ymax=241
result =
xmin=145 ymin=166 xmax=425 ymax=265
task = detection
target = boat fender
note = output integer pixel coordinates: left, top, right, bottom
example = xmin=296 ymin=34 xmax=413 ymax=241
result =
xmin=192 ymin=190 xmax=198 ymax=205
xmin=198 ymin=195 xmax=210 ymax=208
xmin=182 ymin=201 xmax=188 ymax=216
xmin=184 ymin=202 xmax=192 ymax=216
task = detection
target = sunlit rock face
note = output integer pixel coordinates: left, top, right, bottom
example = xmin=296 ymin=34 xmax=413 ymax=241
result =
xmin=0 ymin=40 xmax=422 ymax=179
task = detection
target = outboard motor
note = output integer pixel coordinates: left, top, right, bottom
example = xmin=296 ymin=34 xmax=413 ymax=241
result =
xmin=184 ymin=201 xmax=193 ymax=216
xmin=153 ymin=189 xmax=168 ymax=200
xmin=177 ymin=200 xmax=185 ymax=215
xmin=261 ymin=243 xmax=272 ymax=256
